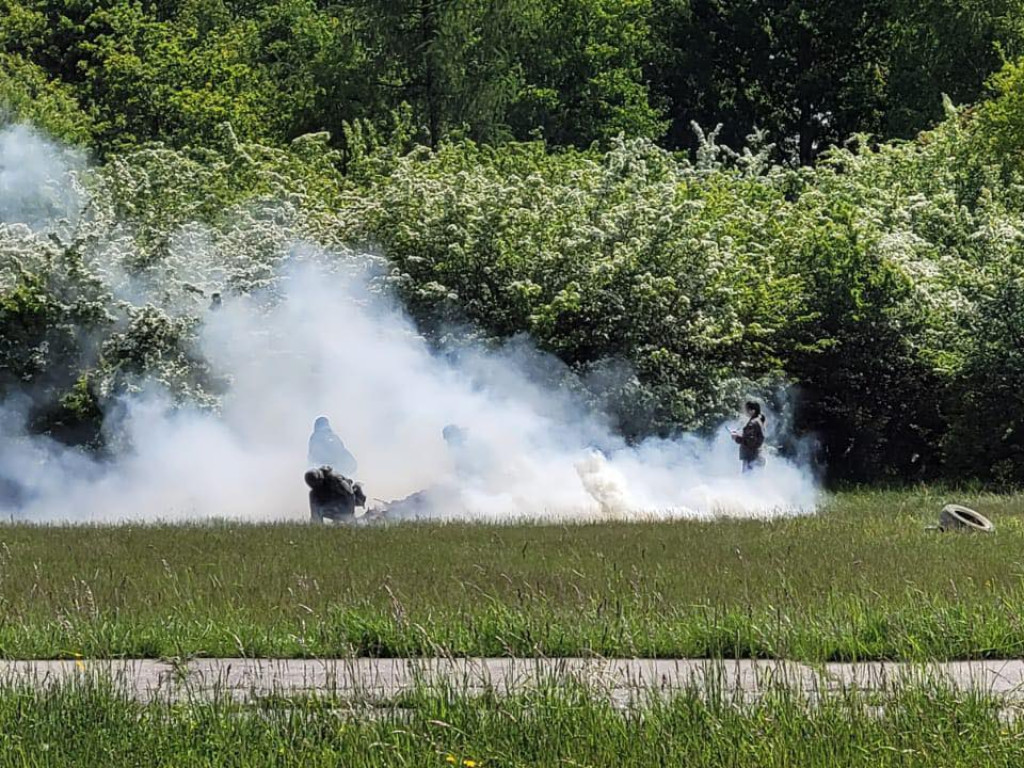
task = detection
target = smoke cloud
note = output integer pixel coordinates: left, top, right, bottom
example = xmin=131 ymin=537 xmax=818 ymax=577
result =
xmin=0 ymin=125 xmax=819 ymax=523
xmin=0 ymin=123 xmax=84 ymax=231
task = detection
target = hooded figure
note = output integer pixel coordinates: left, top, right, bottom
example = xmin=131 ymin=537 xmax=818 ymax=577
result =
xmin=307 ymin=416 xmax=358 ymax=476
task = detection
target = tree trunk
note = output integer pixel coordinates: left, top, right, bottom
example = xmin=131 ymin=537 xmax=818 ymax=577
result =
xmin=798 ymin=101 xmax=816 ymax=166
xmin=796 ymin=20 xmax=816 ymax=166
xmin=420 ymin=0 xmax=440 ymax=147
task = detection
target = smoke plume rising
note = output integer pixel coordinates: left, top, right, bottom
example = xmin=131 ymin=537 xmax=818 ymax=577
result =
xmin=0 ymin=125 xmax=819 ymax=523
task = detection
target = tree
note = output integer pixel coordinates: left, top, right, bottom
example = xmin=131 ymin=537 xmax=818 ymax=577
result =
xmin=506 ymin=0 xmax=666 ymax=146
xmin=0 ymin=53 xmax=94 ymax=143
xmin=651 ymin=0 xmax=893 ymax=164
xmin=76 ymin=1 xmax=282 ymax=151
xmin=885 ymin=0 xmax=1024 ymax=137
xmin=346 ymin=0 xmax=530 ymax=147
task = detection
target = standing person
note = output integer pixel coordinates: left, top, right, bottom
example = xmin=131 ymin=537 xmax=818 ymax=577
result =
xmin=442 ymin=423 xmax=477 ymax=482
xmin=731 ymin=401 xmax=766 ymax=473
xmin=307 ymin=416 xmax=358 ymax=476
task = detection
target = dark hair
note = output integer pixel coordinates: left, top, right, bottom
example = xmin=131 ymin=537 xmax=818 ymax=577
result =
xmin=745 ymin=401 xmax=761 ymax=418
xmin=304 ymin=468 xmax=324 ymax=489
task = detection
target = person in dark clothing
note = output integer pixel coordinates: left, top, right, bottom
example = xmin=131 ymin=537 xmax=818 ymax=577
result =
xmin=304 ymin=465 xmax=366 ymax=523
xmin=307 ymin=416 xmax=358 ymax=476
xmin=731 ymin=401 xmax=766 ymax=473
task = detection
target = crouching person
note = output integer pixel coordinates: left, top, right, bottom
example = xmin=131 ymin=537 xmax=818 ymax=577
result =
xmin=304 ymin=466 xmax=367 ymax=523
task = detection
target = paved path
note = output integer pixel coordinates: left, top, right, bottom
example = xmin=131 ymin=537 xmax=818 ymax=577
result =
xmin=4 ymin=658 xmax=1024 ymax=703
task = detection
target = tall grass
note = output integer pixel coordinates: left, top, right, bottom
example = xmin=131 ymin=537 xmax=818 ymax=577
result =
xmin=0 ymin=489 xmax=1021 ymax=659
xmin=0 ymin=673 xmax=1019 ymax=767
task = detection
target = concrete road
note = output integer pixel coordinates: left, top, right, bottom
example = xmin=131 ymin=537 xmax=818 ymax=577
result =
xmin=3 ymin=658 xmax=1024 ymax=703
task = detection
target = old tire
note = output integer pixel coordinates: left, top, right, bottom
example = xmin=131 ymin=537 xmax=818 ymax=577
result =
xmin=939 ymin=504 xmax=994 ymax=533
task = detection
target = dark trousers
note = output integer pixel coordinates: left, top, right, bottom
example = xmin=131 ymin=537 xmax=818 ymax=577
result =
xmin=742 ymin=456 xmax=765 ymax=473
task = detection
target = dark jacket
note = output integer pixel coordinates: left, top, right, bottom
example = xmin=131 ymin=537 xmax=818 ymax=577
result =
xmin=305 ymin=466 xmax=366 ymax=521
xmin=734 ymin=416 xmax=765 ymax=462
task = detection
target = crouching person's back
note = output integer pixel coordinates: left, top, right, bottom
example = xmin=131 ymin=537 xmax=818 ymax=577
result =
xmin=304 ymin=466 xmax=366 ymax=523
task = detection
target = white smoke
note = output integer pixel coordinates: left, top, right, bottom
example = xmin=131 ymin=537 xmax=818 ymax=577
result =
xmin=0 ymin=124 xmax=820 ymax=523
xmin=0 ymin=123 xmax=84 ymax=231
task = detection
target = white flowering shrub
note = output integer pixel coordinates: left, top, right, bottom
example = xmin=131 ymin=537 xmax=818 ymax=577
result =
xmin=334 ymin=104 xmax=1024 ymax=481
xmin=0 ymin=126 xmax=351 ymax=445
xmin=3 ymin=80 xmax=1024 ymax=481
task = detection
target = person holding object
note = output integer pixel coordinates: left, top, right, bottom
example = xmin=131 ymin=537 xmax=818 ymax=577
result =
xmin=730 ymin=401 xmax=766 ymax=473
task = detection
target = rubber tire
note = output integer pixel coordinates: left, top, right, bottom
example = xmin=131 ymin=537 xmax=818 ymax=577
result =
xmin=939 ymin=504 xmax=994 ymax=533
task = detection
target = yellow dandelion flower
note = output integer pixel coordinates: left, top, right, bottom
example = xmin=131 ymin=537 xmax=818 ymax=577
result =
xmin=445 ymin=753 xmax=479 ymax=767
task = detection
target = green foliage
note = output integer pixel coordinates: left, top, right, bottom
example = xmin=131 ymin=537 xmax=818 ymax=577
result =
xmin=0 ymin=53 xmax=93 ymax=144
xmin=337 ymin=137 xmax=792 ymax=433
xmin=76 ymin=2 xmax=282 ymax=152
xmin=649 ymin=0 xmax=1024 ymax=162
xmin=885 ymin=0 xmax=1024 ymax=137
xmin=0 ymin=0 xmax=670 ymax=153
xmin=945 ymin=263 xmax=1024 ymax=483
xmin=504 ymin=0 xmax=667 ymax=146
xmin=0 ymin=243 xmax=111 ymax=392
xmin=327 ymin=80 xmax=1024 ymax=479
xmin=3 ymin=0 xmax=1022 ymax=159
xmin=97 ymin=305 xmax=222 ymax=407
xmin=975 ymin=57 xmax=1024 ymax=178
xmin=650 ymin=0 xmax=893 ymax=163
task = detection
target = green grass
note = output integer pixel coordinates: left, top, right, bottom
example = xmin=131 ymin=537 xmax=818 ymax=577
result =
xmin=0 ymin=489 xmax=1022 ymax=660
xmin=0 ymin=675 xmax=1021 ymax=766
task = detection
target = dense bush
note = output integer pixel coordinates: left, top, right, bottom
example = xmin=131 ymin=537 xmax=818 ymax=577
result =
xmin=0 ymin=127 xmax=349 ymax=443
xmin=331 ymin=75 xmax=1024 ymax=482
xmin=4 ymin=49 xmax=1024 ymax=483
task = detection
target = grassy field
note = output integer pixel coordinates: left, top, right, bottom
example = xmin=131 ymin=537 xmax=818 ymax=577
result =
xmin=0 ymin=675 xmax=1019 ymax=766
xmin=0 ymin=489 xmax=1022 ymax=660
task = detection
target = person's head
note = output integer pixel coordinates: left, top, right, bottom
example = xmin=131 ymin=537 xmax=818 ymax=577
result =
xmin=442 ymin=424 xmax=466 ymax=447
xmin=745 ymin=401 xmax=761 ymax=419
xmin=304 ymin=468 xmax=324 ymax=489
xmin=314 ymin=416 xmax=330 ymax=431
